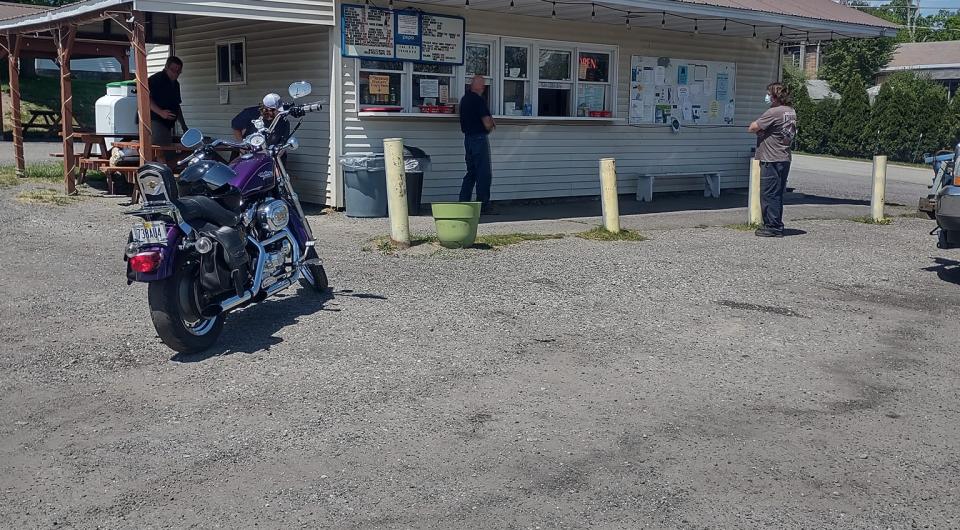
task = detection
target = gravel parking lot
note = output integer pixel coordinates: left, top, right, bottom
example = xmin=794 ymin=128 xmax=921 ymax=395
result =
xmin=1 ymin=177 xmax=959 ymax=528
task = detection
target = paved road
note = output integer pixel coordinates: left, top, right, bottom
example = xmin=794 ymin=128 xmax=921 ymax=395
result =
xmin=790 ymin=154 xmax=932 ymax=208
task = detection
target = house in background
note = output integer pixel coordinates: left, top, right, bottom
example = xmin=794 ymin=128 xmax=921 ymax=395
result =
xmin=876 ymin=41 xmax=960 ymax=99
xmin=782 ymin=41 xmax=823 ymax=79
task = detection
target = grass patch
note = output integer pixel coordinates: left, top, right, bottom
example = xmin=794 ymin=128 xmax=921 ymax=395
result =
xmin=475 ymin=233 xmax=564 ymax=247
xmin=724 ymin=222 xmax=762 ymax=232
xmin=2 ymin=76 xmax=108 ymax=131
xmin=363 ymin=234 xmax=438 ymax=253
xmin=850 ymin=216 xmax=893 ymax=225
xmin=364 ymin=232 xmax=565 ymax=253
xmin=0 ymin=162 xmax=66 ymax=188
xmin=16 ymin=188 xmax=80 ymax=206
xmin=575 ymin=227 xmax=648 ymax=241
xmin=898 ymin=211 xmax=934 ymax=219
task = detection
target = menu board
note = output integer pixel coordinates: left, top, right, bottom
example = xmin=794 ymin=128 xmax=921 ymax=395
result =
xmin=342 ymin=4 xmax=394 ymax=59
xmin=421 ymin=15 xmax=465 ymax=64
xmin=341 ymin=4 xmax=464 ymax=65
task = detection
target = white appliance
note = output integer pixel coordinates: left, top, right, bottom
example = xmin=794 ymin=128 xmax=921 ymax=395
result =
xmin=95 ymin=81 xmax=138 ymax=152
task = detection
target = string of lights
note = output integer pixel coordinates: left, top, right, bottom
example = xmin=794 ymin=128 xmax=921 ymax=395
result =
xmin=363 ymin=0 xmax=887 ymax=43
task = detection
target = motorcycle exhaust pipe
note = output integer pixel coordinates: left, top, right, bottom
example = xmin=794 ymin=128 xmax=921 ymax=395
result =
xmin=200 ymin=268 xmax=301 ymax=318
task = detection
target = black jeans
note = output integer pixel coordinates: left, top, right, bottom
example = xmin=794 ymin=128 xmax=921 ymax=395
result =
xmin=459 ymin=134 xmax=492 ymax=206
xmin=760 ymin=160 xmax=791 ymax=233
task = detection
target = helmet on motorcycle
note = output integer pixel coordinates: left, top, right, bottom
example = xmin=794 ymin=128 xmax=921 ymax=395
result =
xmin=262 ymin=93 xmax=282 ymax=110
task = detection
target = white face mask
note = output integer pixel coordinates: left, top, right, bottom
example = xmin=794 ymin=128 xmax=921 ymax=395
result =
xmin=764 ymin=94 xmax=772 ymax=105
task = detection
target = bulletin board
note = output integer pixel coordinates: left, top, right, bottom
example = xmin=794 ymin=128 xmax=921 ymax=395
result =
xmin=629 ymin=56 xmax=737 ymax=126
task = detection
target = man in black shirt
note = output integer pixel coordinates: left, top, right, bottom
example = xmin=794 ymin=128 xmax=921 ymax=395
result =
xmin=231 ymin=93 xmax=290 ymax=144
xmin=458 ymin=75 xmax=496 ymax=214
xmin=148 ymin=56 xmax=186 ymax=159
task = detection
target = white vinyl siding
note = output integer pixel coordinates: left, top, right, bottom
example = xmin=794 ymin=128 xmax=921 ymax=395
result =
xmin=340 ymin=6 xmax=777 ymax=203
xmin=146 ymin=44 xmax=171 ymax=75
xmin=134 ymin=0 xmax=335 ymax=26
xmin=174 ymin=16 xmax=334 ymax=205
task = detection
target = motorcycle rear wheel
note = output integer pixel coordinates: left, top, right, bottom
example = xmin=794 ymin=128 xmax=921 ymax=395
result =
xmin=148 ymin=255 xmax=225 ymax=354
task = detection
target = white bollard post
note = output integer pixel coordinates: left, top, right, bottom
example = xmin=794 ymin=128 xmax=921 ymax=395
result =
xmin=871 ymin=155 xmax=888 ymax=222
xmin=599 ymin=158 xmax=620 ymax=233
xmin=749 ymin=158 xmax=762 ymax=226
xmin=383 ymin=138 xmax=410 ymax=249
xmin=747 ymin=158 xmax=763 ymax=225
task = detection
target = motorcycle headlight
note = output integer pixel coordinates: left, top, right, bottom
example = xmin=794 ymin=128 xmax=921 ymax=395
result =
xmin=248 ymin=133 xmax=266 ymax=149
xmin=257 ymin=200 xmax=289 ymax=232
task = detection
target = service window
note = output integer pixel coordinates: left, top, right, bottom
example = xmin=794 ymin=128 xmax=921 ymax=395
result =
xmin=576 ymin=50 xmax=613 ymax=115
xmin=538 ymin=48 xmax=573 ymax=117
xmin=413 ymin=63 xmax=456 ymax=109
xmin=464 ymin=42 xmax=494 ymax=108
xmin=502 ymin=44 xmax=530 ymax=115
xmin=216 ymin=39 xmax=246 ymax=85
xmin=359 ymin=60 xmax=405 ymax=109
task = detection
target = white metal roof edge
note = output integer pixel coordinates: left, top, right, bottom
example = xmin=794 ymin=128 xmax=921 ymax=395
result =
xmin=881 ymin=64 xmax=960 ymax=72
xmin=0 ymin=0 xmax=130 ymax=33
xmin=599 ymin=0 xmax=898 ymax=37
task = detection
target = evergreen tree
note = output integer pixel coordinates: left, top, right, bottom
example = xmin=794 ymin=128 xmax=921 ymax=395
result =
xmin=829 ymin=76 xmax=871 ymax=157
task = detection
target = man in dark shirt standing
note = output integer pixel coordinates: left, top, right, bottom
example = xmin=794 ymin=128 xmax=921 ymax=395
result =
xmin=459 ymin=74 xmax=496 ymax=214
xmin=148 ymin=56 xmax=187 ymax=158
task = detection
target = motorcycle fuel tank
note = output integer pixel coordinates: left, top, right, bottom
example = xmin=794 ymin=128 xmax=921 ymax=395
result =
xmin=230 ymin=153 xmax=276 ymax=197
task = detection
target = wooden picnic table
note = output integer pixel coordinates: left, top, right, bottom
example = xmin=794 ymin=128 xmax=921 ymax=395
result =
xmin=26 ymin=110 xmax=83 ymax=134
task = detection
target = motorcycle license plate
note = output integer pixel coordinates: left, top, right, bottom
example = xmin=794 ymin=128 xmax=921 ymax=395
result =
xmin=131 ymin=222 xmax=167 ymax=245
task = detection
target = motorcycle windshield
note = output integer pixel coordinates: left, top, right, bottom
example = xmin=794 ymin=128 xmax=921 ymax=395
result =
xmin=179 ymin=160 xmax=237 ymax=190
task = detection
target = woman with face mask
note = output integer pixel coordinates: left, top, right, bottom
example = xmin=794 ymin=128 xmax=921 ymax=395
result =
xmin=748 ymin=83 xmax=798 ymax=238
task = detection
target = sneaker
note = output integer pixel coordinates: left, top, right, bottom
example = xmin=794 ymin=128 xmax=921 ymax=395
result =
xmin=480 ymin=204 xmax=498 ymax=215
xmin=754 ymin=228 xmax=784 ymax=238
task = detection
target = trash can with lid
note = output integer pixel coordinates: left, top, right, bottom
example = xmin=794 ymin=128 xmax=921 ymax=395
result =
xmin=402 ymin=145 xmax=431 ymax=215
xmin=339 ymin=154 xmax=388 ymax=218
xmin=340 ymin=146 xmax=431 ymax=218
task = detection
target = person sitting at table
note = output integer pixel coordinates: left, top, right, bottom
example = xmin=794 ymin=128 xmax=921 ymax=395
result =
xmin=231 ymin=93 xmax=290 ymax=145
xmin=149 ymin=56 xmax=187 ymax=162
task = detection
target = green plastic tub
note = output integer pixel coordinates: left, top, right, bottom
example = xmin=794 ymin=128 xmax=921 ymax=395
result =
xmin=431 ymin=202 xmax=481 ymax=249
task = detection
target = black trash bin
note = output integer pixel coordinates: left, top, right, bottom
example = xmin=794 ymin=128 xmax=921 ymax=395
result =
xmin=403 ymin=145 xmax=430 ymax=215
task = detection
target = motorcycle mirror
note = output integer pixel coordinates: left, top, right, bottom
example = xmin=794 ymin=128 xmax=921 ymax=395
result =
xmin=285 ymin=137 xmax=300 ymax=152
xmin=289 ymin=81 xmax=312 ymax=99
xmin=180 ymin=128 xmax=204 ymax=149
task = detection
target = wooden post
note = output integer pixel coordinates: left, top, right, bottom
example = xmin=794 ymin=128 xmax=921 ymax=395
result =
xmin=749 ymin=158 xmax=762 ymax=226
xmin=131 ymin=12 xmax=152 ymax=166
xmin=599 ymin=158 xmax=620 ymax=233
xmin=383 ymin=138 xmax=410 ymax=249
xmin=119 ymin=50 xmax=130 ymax=80
xmin=55 ymin=25 xmax=77 ymax=195
xmin=5 ymin=35 xmax=25 ymax=177
xmin=872 ymin=155 xmax=888 ymax=222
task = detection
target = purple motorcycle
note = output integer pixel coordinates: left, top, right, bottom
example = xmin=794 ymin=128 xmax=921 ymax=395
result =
xmin=123 ymin=81 xmax=327 ymax=354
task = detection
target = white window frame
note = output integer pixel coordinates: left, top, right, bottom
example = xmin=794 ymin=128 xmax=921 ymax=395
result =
xmin=216 ymin=38 xmax=247 ymax=86
xmin=463 ymin=37 xmax=498 ymax=113
xmin=495 ymin=36 xmax=618 ymax=118
xmin=354 ymin=34 xmax=618 ymax=120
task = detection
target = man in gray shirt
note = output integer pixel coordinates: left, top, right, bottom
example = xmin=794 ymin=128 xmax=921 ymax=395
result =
xmin=748 ymin=82 xmax=797 ymax=237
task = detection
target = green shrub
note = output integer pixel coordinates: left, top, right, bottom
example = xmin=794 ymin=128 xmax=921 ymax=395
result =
xmin=830 ymin=76 xmax=870 ymax=158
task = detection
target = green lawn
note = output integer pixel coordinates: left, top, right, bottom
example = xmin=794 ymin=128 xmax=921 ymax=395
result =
xmin=2 ymin=76 xmax=110 ymax=133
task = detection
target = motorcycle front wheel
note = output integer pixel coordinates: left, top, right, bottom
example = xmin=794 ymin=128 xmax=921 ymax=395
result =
xmin=148 ymin=254 xmax=225 ymax=354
